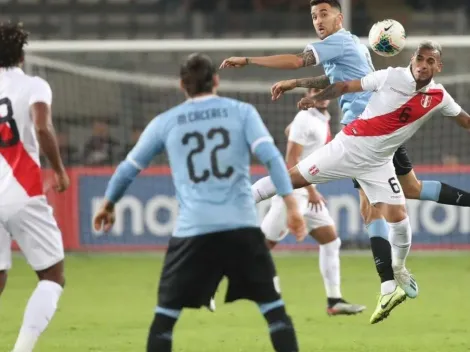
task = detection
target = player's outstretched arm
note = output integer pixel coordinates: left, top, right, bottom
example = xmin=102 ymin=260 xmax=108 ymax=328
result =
xmin=452 ymin=109 xmax=470 ymax=130
xmin=94 ymin=118 xmax=164 ymax=232
xmin=271 ymin=75 xmax=330 ymax=101
xmin=220 ymin=51 xmax=316 ymax=70
xmin=297 ymin=80 xmax=363 ymax=110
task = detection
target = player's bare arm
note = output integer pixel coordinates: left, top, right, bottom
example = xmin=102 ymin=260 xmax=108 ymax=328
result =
xmin=220 ymin=51 xmax=316 ymax=70
xmin=452 ymin=109 xmax=470 ymax=130
xmin=271 ymin=75 xmax=330 ymax=101
xmin=31 ymin=102 xmax=69 ymax=192
xmin=297 ymin=79 xmax=363 ymax=110
xmin=286 ymin=140 xmax=324 ymax=210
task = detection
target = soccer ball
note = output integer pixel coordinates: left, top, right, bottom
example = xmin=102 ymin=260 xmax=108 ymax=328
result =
xmin=368 ymin=19 xmax=406 ymax=57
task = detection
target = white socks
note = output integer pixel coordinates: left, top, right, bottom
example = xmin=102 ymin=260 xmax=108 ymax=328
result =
xmin=381 ymin=280 xmax=397 ymax=295
xmin=388 ymin=217 xmax=412 ymax=270
xmin=13 ymin=280 xmax=63 ymax=352
xmin=251 ymin=177 xmax=276 ymax=203
xmin=319 ymin=238 xmax=342 ymax=299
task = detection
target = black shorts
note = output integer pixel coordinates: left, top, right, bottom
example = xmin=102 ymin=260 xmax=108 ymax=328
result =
xmin=352 ymin=145 xmax=413 ymax=188
xmin=157 ymin=227 xmax=280 ymax=310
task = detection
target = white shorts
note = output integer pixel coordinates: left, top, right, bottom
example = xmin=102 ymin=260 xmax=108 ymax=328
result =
xmin=296 ymin=137 xmax=406 ymax=205
xmin=262 ymin=192 xmax=335 ymax=242
xmin=0 ymin=196 xmax=64 ymax=271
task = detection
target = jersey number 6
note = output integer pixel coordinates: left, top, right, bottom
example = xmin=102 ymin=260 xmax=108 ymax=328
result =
xmin=0 ymin=97 xmax=20 ymax=148
xmin=182 ymin=127 xmax=234 ymax=183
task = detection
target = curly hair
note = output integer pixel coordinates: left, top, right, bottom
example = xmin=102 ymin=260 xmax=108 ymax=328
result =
xmin=0 ymin=22 xmax=28 ymax=68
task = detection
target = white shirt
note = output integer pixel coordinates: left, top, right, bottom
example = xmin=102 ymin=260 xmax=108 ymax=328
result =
xmin=338 ymin=66 xmax=461 ymax=165
xmin=288 ymin=107 xmax=331 ymax=194
xmin=0 ymin=67 xmax=52 ymax=205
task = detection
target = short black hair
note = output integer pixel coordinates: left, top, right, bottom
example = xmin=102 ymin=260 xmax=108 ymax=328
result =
xmin=310 ymin=0 xmax=342 ymax=12
xmin=180 ymin=53 xmax=217 ymax=97
xmin=0 ymin=22 xmax=28 ymax=68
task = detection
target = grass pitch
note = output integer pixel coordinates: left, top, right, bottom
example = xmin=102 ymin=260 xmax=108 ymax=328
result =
xmin=1 ymin=252 xmax=469 ymax=351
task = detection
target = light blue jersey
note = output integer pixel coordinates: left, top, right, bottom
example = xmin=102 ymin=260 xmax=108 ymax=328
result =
xmin=305 ymin=29 xmax=375 ymax=125
xmin=104 ymin=95 xmax=293 ymax=238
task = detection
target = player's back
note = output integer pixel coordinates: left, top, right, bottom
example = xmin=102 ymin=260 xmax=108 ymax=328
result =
xmin=306 ymin=29 xmax=374 ymax=124
xmin=0 ymin=68 xmax=50 ymax=205
xmin=160 ymin=95 xmax=259 ymax=237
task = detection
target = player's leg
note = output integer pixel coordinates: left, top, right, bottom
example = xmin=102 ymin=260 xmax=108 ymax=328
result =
xmin=357 ymin=163 xmax=417 ymax=324
xmin=394 ymin=145 xmax=470 ymax=206
xmin=261 ymin=194 xmax=303 ymax=249
xmin=223 ymin=228 xmax=298 ymax=352
xmin=357 ymin=187 xmax=396 ymax=297
xmin=7 ymin=198 xmax=65 ymax=352
xmin=148 ymin=234 xmax=223 ymax=352
xmin=305 ymin=207 xmax=366 ymax=316
xmin=375 ymin=202 xmax=417 ymax=298
xmin=0 ymin=226 xmax=12 ymax=296
xmin=252 ymin=140 xmax=346 ymax=203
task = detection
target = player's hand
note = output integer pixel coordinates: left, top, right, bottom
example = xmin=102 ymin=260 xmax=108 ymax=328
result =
xmin=283 ymin=195 xmax=307 ymax=242
xmin=93 ymin=202 xmax=116 ymax=232
xmin=219 ymin=57 xmax=248 ymax=69
xmin=54 ymin=169 xmax=70 ymax=193
xmin=307 ymin=186 xmax=326 ymax=212
xmin=297 ymin=97 xmax=316 ymax=110
xmin=271 ymin=79 xmax=296 ymax=101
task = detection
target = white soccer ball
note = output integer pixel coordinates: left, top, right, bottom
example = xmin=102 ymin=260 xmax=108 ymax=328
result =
xmin=368 ymin=19 xmax=406 ymax=57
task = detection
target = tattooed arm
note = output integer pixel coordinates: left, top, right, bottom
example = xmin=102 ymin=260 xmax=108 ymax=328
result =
xmin=220 ymin=51 xmax=316 ymax=70
xmin=297 ymin=80 xmax=364 ymax=110
xmin=295 ymin=75 xmax=330 ymax=89
xmin=271 ymin=75 xmax=330 ymax=101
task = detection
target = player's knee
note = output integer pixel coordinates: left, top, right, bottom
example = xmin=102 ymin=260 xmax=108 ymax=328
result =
xmin=401 ymin=179 xmax=422 ymax=199
xmin=385 ymin=205 xmax=408 ymax=223
xmin=0 ymin=270 xmax=7 ymax=295
xmin=36 ymin=260 xmax=65 ymax=287
xmin=266 ymin=239 xmax=278 ymax=250
xmin=361 ymin=204 xmax=382 ymax=225
xmin=258 ymin=300 xmax=292 ymax=327
xmin=289 ymin=167 xmax=310 ymax=189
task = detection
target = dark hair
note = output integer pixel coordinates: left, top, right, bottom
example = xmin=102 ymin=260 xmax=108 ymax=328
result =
xmin=310 ymin=0 xmax=342 ymax=11
xmin=416 ymin=40 xmax=442 ymax=59
xmin=0 ymin=22 xmax=28 ymax=68
xmin=180 ymin=53 xmax=217 ymax=97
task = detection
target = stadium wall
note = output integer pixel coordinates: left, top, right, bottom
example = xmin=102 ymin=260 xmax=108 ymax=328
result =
xmin=37 ymin=166 xmax=470 ymax=252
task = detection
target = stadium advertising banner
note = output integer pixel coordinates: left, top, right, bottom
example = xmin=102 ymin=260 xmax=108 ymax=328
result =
xmin=48 ymin=166 xmax=470 ymax=251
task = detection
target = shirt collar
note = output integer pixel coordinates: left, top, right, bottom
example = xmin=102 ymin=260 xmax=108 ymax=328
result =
xmin=0 ymin=67 xmax=24 ymax=75
xmin=186 ymin=94 xmax=218 ymax=103
xmin=308 ymin=108 xmax=330 ymax=121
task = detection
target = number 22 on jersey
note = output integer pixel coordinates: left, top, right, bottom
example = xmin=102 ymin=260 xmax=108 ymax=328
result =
xmin=182 ymin=127 xmax=234 ymax=183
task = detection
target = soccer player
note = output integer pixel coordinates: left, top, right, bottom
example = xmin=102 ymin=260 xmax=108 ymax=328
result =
xmin=0 ymin=23 xmax=68 ymax=352
xmin=252 ymin=41 xmax=470 ymax=323
xmin=262 ymin=87 xmax=365 ymax=316
xmin=220 ymin=0 xmax=470 ymax=317
xmin=93 ymin=53 xmax=306 ymax=352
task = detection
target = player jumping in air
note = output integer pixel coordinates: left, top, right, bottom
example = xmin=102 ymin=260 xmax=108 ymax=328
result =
xmin=0 ymin=23 xmax=69 ymax=352
xmin=262 ymin=87 xmax=365 ymax=316
xmin=220 ymin=0 xmax=470 ymax=322
xmin=252 ymin=41 xmax=470 ymax=323
xmin=94 ymin=53 xmax=306 ymax=352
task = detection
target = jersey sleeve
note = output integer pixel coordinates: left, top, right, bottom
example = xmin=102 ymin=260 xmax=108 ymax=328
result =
xmin=29 ymin=77 xmax=52 ymax=106
xmin=304 ymin=33 xmax=345 ymax=65
xmin=360 ymin=68 xmax=390 ymax=92
xmin=242 ymin=103 xmax=274 ymax=153
xmin=441 ymin=90 xmax=462 ymax=117
xmin=127 ymin=116 xmax=165 ymax=169
xmin=288 ymin=111 xmax=311 ymax=145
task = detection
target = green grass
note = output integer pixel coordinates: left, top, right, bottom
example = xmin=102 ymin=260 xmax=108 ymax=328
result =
xmin=1 ymin=253 xmax=469 ymax=351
